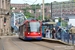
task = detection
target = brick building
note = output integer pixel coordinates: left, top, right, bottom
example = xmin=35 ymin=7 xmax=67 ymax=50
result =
xmin=35 ymin=9 xmax=42 ymax=13
xmin=0 ymin=0 xmax=11 ymax=36
xmin=26 ymin=9 xmax=34 ymax=13
xmin=11 ymin=10 xmax=24 ymax=13
xmin=46 ymin=9 xmax=51 ymax=13
xmin=45 ymin=5 xmax=51 ymax=9
xmin=11 ymin=4 xmax=31 ymax=9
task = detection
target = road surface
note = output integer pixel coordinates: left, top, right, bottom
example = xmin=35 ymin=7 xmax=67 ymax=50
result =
xmin=0 ymin=36 xmax=75 ymax=50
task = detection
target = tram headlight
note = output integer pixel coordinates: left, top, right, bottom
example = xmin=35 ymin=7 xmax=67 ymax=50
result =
xmin=38 ymin=33 xmax=40 ymax=34
xmin=27 ymin=33 xmax=30 ymax=34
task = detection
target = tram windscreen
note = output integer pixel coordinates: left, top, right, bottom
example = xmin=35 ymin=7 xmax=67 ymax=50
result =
xmin=27 ymin=22 xmax=41 ymax=32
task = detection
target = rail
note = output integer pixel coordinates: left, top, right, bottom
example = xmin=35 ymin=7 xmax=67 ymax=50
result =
xmin=11 ymin=39 xmax=24 ymax=50
xmin=1 ymin=38 xmax=5 ymax=50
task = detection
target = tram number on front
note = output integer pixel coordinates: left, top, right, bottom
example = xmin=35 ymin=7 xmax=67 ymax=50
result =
xmin=32 ymin=37 xmax=36 ymax=39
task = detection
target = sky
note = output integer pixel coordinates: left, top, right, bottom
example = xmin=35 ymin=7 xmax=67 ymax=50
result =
xmin=11 ymin=0 xmax=69 ymax=5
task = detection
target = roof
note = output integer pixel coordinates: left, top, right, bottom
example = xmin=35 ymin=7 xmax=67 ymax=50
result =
xmin=48 ymin=22 xmax=56 ymax=24
xmin=42 ymin=22 xmax=56 ymax=26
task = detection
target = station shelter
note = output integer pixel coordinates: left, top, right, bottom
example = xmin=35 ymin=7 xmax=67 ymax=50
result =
xmin=42 ymin=22 xmax=56 ymax=37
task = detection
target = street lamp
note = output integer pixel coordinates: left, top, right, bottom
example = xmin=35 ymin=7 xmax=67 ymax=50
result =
xmin=40 ymin=4 xmax=42 ymax=21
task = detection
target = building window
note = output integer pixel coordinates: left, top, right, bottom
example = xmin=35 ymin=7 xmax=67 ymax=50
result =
xmin=4 ymin=18 xmax=6 ymax=23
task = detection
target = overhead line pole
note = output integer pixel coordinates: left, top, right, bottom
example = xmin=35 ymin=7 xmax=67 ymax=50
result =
xmin=61 ymin=4 xmax=62 ymax=27
xmin=43 ymin=0 xmax=45 ymax=20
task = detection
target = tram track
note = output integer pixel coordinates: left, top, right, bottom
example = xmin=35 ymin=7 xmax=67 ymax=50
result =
xmin=11 ymin=37 xmax=72 ymax=50
xmin=29 ymin=40 xmax=75 ymax=50
xmin=11 ymin=38 xmax=24 ymax=50
xmin=1 ymin=38 xmax=5 ymax=50
xmin=22 ymin=40 xmax=72 ymax=50
xmin=1 ymin=37 xmax=24 ymax=50
xmin=11 ymin=37 xmax=54 ymax=50
xmin=1 ymin=36 xmax=74 ymax=50
xmin=30 ymin=41 xmax=55 ymax=50
xmin=27 ymin=41 xmax=73 ymax=50
xmin=0 ymin=37 xmax=59 ymax=50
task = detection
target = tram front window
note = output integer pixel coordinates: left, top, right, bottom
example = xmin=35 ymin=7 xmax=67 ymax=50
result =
xmin=27 ymin=22 xmax=40 ymax=32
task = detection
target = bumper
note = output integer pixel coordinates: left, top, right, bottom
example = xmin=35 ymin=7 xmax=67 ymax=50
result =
xmin=24 ymin=37 xmax=42 ymax=40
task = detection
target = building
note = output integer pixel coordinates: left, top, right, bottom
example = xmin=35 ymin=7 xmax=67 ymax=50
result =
xmin=45 ymin=13 xmax=51 ymax=18
xmin=52 ymin=0 xmax=75 ymax=18
xmin=41 ymin=5 xmax=51 ymax=9
xmin=35 ymin=9 xmax=42 ymax=13
xmin=0 ymin=0 xmax=11 ymax=36
xmin=46 ymin=9 xmax=51 ymax=13
xmin=45 ymin=5 xmax=51 ymax=9
xmin=26 ymin=9 xmax=34 ymax=13
xmin=11 ymin=4 xmax=31 ymax=9
xmin=52 ymin=0 xmax=75 ymax=26
xmin=11 ymin=10 xmax=24 ymax=13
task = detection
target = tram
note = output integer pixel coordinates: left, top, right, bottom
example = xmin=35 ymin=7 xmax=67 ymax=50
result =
xmin=19 ymin=19 xmax=42 ymax=40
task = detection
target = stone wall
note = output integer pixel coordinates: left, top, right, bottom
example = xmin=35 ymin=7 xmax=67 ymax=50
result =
xmin=0 ymin=0 xmax=11 ymax=36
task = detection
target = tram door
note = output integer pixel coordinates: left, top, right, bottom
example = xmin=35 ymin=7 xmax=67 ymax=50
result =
xmin=23 ymin=24 xmax=26 ymax=38
xmin=19 ymin=25 xmax=23 ymax=38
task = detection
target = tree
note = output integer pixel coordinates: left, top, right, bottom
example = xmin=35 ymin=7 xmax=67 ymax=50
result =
xmin=31 ymin=15 xmax=35 ymax=18
xmin=11 ymin=12 xmax=13 ymax=15
xmin=31 ymin=4 xmax=35 ymax=6
xmin=31 ymin=6 xmax=36 ymax=13
xmin=36 ymin=4 xmax=40 ymax=6
xmin=21 ymin=7 xmax=30 ymax=13
xmin=45 ymin=17 xmax=48 ymax=20
xmin=49 ymin=16 xmax=51 ymax=19
xmin=45 ymin=8 xmax=47 ymax=13
xmin=10 ymin=7 xmax=13 ymax=10
xmin=26 ymin=16 xmax=30 ymax=19
xmin=31 ymin=6 xmax=40 ymax=13
xmin=24 ymin=12 xmax=35 ymax=19
xmin=36 ymin=15 xmax=43 ymax=21
xmin=45 ymin=3 xmax=51 ymax=5
xmin=59 ymin=17 xmax=61 ymax=22
xmin=26 ymin=7 xmax=30 ymax=9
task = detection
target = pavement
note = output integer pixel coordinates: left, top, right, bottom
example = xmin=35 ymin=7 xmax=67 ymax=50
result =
xmin=42 ymin=37 xmax=75 ymax=46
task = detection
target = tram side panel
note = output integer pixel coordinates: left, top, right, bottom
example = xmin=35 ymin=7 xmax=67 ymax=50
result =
xmin=19 ymin=25 xmax=23 ymax=39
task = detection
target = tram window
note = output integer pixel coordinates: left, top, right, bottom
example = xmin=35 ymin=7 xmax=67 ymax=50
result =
xmin=27 ymin=22 xmax=30 ymax=32
xmin=19 ymin=27 xmax=20 ymax=31
xmin=24 ymin=24 xmax=26 ymax=32
xmin=27 ymin=22 xmax=41 ymax=32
